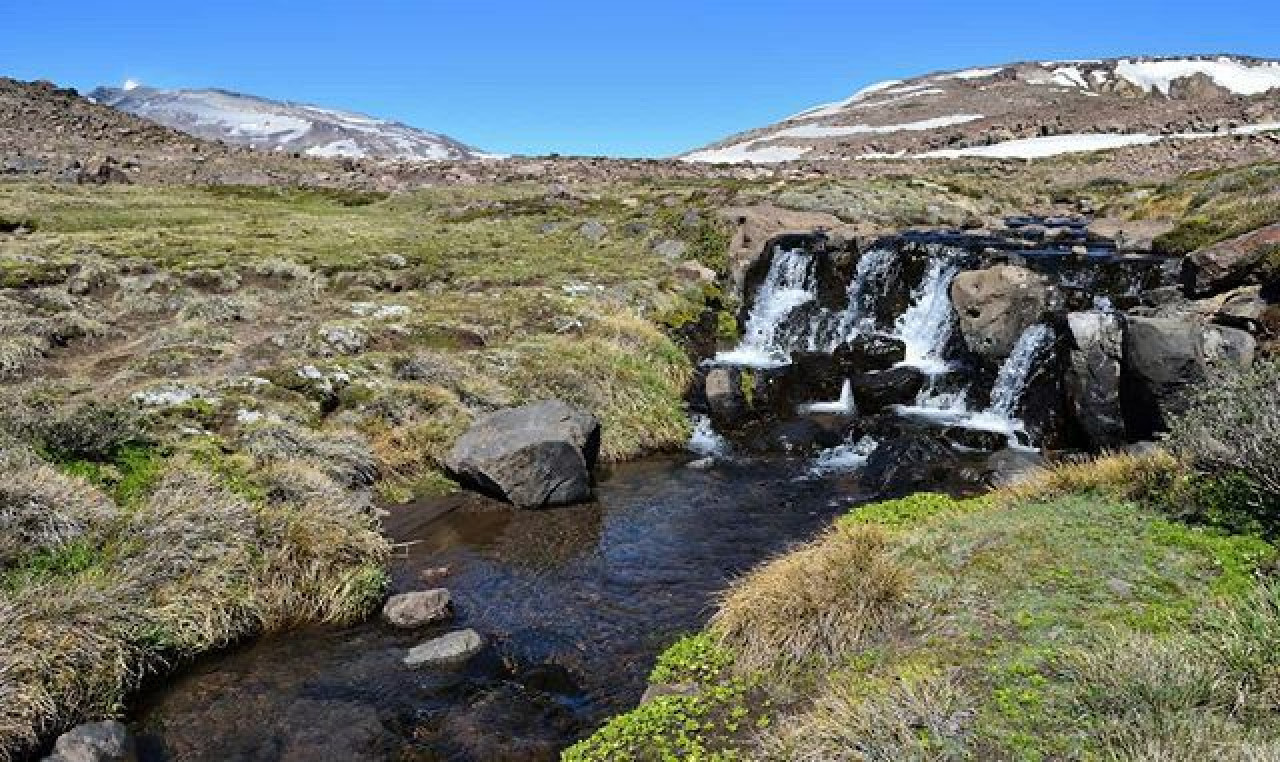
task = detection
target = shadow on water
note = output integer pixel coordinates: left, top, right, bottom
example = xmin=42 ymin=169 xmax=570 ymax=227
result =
xmin=131 ymin=456 xmax=875 ymax=761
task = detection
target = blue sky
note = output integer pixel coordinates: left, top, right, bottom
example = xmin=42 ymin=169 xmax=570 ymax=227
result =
xmin=5 ymin=1 xmax=1279 ymax=157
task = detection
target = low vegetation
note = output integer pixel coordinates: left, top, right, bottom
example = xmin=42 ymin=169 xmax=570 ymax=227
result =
xmin=574 ymin=357 xmax=1280 ymax=760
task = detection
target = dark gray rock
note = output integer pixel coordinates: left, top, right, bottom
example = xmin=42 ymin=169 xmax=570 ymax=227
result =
xmin=862 ymin=432 xmax=957 ymax=494
xmin=1184 ymin=223 xmax=1280 ymax=296
xmin=445 ymin=400 xmax=600 ymax=508
xmin=834 ymin=334 xmax=907 ymax=372
xmin=1202 ymin=323 xmax=1256 ymax=369
xmin=852 ymin=366 xmax=926 ymax=412
xmin=1066 ymin=311 xmax=1127 ymax=448
xmin=1121 ymin=315 xmax=1208 ymax=438
xmin=404 ymin=629 xmax=485 ymax=667
xmin=704 ymin=367 xmax=746 ymax=425
xmin=44 ymin=720 xmax=136 ymax=762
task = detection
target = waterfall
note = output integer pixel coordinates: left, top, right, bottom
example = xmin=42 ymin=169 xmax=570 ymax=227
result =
xmin=895 ymin=254 xmax=962 ymax=374
xmin=987 ymin=324 xmax=1053 ymax=419
xmin=688 ymin=414 xmax=731 ymax=456
xmin=831 ymin=246 xmax=898 ymax=346
xmin=715 ymin=247 xmax=817 ymax=367
xmin=799 ymin=379 xmax=855 ymax=414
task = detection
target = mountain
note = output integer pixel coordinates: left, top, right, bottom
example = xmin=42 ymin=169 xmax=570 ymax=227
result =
xmin=684 ymin=54 xmax=1280 ymax=163
xmin=89 ymin=84 xmax=491 ymax=162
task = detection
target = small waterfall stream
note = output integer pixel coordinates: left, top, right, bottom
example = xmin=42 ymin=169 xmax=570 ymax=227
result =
xmin=895 ymin=252 xmax=961 ymax=373
xmin=715 ymin=247 xmax=817 ymax=367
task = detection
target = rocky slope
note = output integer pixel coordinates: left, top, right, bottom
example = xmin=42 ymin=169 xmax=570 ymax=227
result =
xmin=90 ymin=84 xmax=490 ymax=161
xmin=686 ymin=54 xmax=1280 ymax=163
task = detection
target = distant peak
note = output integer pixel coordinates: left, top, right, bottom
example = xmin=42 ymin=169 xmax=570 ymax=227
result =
xmin=122 ymin=78 xmax=141 ymax=91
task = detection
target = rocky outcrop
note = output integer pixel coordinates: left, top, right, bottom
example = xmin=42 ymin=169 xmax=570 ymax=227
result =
xmin=1121 ymin=315 xmax=1209 ymax=438
xmin=43 ymin=721 xmax=136 ymax=762
xmin=1183 ymin=223 xmax=1280 ymax=296
xmin=404 ymin=629 xmax=485 ymax=668
xmin=445 ymin=400 xmax=601 ymax=508
xmin=1203 ymin=323 xmax=1256 ymax=368
xmin=382 ymin=589 xmax=453 ymax=629
xmin=1066 ymin=311 xmax=1127 ymax=448
xmin=951 ymin=265 xmax=1051 ymax=360
xmin=719 ymin=205 xmax=856 ymax=298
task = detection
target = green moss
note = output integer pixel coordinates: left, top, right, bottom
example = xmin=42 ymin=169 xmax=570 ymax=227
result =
xmin=1 ymin=540 xmax=106 ymax=591
xmin=56 ymin=443 xmax=166 ymax=509
xmin=650 ymin=633 xmax=736 ymax=686
xmin=1147 ymin=519 xmax=1274 ymax=598
xmin=841 ymin=492 xmax=989 ymax=530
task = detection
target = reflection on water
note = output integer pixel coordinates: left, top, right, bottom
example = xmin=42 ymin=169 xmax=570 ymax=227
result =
xmin=133 ymin=457 xmax=871 ymax=761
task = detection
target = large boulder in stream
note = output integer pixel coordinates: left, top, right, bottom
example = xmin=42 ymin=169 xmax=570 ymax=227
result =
xmin=1065 ymin=311 xmax=1127 ymax=448
xmin=862 ymin=432 xmax=958 ymax=495
xmin=1183 ymin=223 xmax=1280 ymax=296
xmin=1121 ymin=315 xmax=1208 ymax=438
xmin=445 ymin=400 xmax=600 ymax=508
xmin=951 ymin=265 xmax=1051 ymax=361
xmin=836 ymin=334 xmax=907 ymax=372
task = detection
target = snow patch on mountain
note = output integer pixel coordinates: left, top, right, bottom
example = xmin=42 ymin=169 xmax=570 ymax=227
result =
xmin=774 ymin=114 xmax=984 ymax=139
xmin=90 ymin=85 xmax=486 ymax=162
xmin=1113 ymin=57 xmax=1280 ymax=95
xmin=683 ymin=140 xmax=811 ymax=164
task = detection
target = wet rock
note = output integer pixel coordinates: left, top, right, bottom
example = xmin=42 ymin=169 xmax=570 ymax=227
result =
xmin=1066 ymin=311 xmax=1126 ymax=448
xmin=983 ymin=448 xmax=1045 ymax=487
xmin=835 ymin=334 xmax=906 ymax=372
xmin=404 ymin=628 xmax=485 ymax=667
xmin=862 ymin=432 xmax=957 ymax=494
xmin=382 ymin=589 xmax=453 ymax=629
xmin=944 ymin=426 xmax=1008 ymax=452
xmin=1183 ymin=223 xmax=1280 ymax=296
xmin=1203 ymin=323 xmax=1256 ymax=368
xmin=951 ymin=265 xmax=1050 ymax=360
xmin=852 ymin=366 xmax=926 ymax=412
xmin=44 ymin=720 xmax=136 ymax=762
xmin=1121 ymin=315 xmax=1208 ymax=438
xmin=718 ymin=204 xmax=854 ymax=299
xmin=787 ymin=351 xmax=851 ymax=402
xmin=445 ymin=400 xmax=600 ymax=508
xmin=441 ymin=682 xmax=577 ymax=762
xmin=704 ymin=367 xmax=746 ymax=425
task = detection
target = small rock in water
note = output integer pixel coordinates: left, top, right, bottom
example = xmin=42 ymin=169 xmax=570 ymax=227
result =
xmin=418 ymin=566 xmax=451 ymax=583
xmin=382 ymin=589 xmax=453 ymax=628
xmin=43 ymin=720 xmax=136 ymax=762
xmin=404 ymin=628 xmax=485 ymax=668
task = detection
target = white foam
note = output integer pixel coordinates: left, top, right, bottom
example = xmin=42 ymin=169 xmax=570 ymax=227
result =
xmin=715 ymin=248 xmax=816 ymax=366
xmin=688 ymin=414 xmax=731 ymax=456
xmin=808 ymin=436 xmax=879 ymax=475
xmin=799 ymin=380 xmax=855 ymax=415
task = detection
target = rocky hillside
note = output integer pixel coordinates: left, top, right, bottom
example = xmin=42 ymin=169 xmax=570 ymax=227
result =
xmin=90 ymin=84 xmax=491 ymax=161
xmin=686 ymin=54 xmax=1280 ymax=163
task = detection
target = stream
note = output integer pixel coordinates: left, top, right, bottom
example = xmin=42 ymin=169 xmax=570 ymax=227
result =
xmin=131 ymin=456 xmax=889 ymax=761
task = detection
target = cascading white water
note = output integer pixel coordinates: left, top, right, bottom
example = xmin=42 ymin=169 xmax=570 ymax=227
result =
xmin=799 ymin=379 xmax=855 ymax=414
xmin=830 ymin=246 xmax=898 ymax=347
xmin=895 ymin=254 xmax=962 ymax=374
xmin=688 ymin=414 xmax=731 ymax=456
xmin=715 ymin=247 xmax=817 ymax=367
xmin=987 ymin=323 xmax=1053 ymax=419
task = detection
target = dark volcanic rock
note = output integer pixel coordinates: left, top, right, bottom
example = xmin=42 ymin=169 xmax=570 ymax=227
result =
xmin=862 ymin=432 xmax=958 ymax=494
xmin=1066 ymin=311 xmax=1127 ymax=448
xmin=835 ymin=334 xmax=907 ymax=372
xmin=853 ymin=366 xmax=927 ymax=412
xmin=1184 ymin=223 xmax=1280 ymax=296
xmin=445 ymin=400 xmax=600 ymax=508
xmin=1121 ymin=315 xmax=1208 ymax=439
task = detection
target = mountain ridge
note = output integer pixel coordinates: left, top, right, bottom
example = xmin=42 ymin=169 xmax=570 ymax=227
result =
xmin=89 ymin=83 xmax=492 ymax=162
xmin=685 ymin=53 xmax=1280 ymax=163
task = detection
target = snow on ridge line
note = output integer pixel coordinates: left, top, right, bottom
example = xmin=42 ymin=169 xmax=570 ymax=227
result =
xmin=773 ymin=114 xmax=984 ymax=139
xmin=935 ymin=66 xmax=1005 ymax=80
xmin=1114 ymin=57 xmax=1280 ymax=96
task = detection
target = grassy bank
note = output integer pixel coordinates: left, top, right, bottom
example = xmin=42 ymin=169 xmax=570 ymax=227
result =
xmin=0 ymin=180 xmax=727 ymax=757
xmin=568 ymin=455 xmax=1280 ymax=760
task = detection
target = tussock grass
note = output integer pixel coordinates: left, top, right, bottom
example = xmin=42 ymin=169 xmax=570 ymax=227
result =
xmin=991 ymin=450 xmax=1179 ymax=506
xmin=761 ymin=670 xmax=971 ymax=762
xmin=711 ymin=523 xmax=911 ymax=675
xmin=241 ymin=422 xmax=377 ymax=488
xmin=0 ymin=445 xmax=116 ymax=567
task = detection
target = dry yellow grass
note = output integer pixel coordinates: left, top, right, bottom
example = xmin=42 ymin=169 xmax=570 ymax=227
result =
xmin=711 ymin=523 xmax=911 ymax=675
xmin=992 ymin=449 xmax=1180 ymax=506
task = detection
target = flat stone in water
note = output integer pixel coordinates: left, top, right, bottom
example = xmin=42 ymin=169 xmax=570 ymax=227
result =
xmin=403 ymin=628 xmax=484 ymax=667
xmin=381 ymin=588 xmax=452 ymax=629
